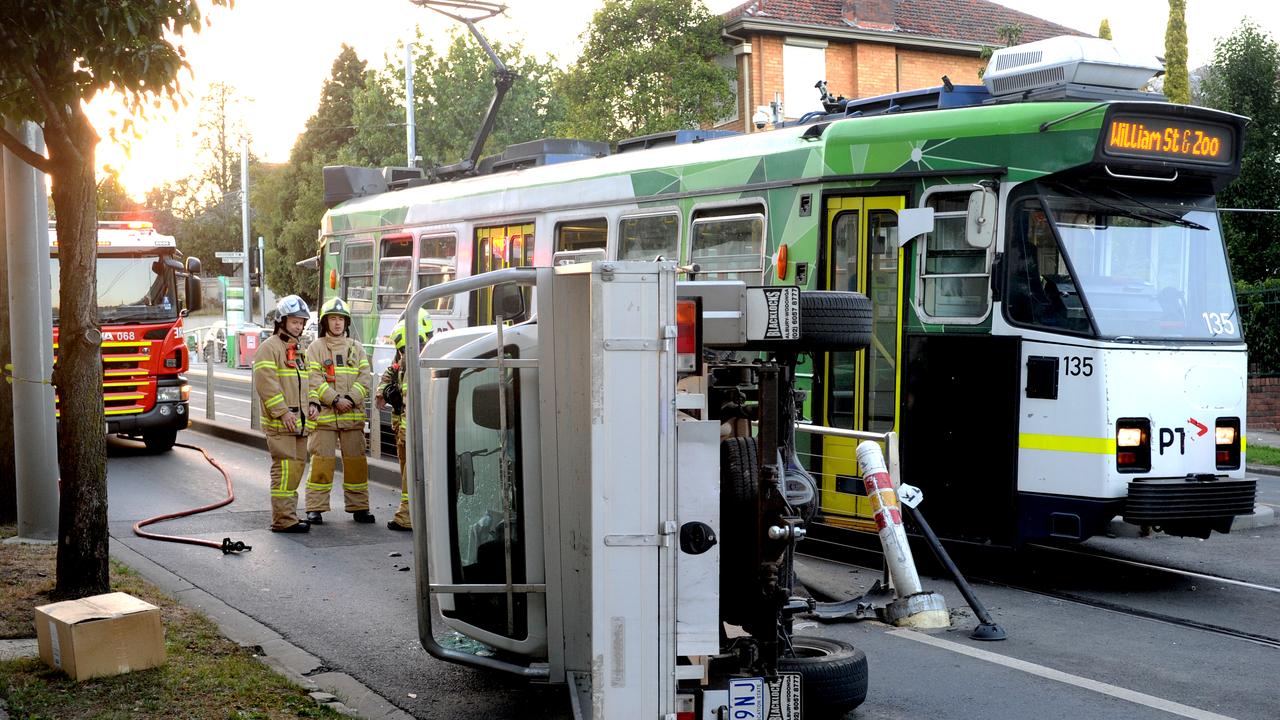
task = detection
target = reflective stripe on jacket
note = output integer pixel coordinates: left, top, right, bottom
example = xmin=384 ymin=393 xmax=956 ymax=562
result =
xmin=305 ymin=335 xmax=372 ymax=431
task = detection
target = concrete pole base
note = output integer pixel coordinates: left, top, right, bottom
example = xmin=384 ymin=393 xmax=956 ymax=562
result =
xmin=881 ymin=590 xmax=950 ymax=629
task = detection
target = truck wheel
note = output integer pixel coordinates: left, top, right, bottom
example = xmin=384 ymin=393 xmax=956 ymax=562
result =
xmin=779 ymin=635 xmax=869 ymax=718
xmin=143 ymin=429 xmax=177 ymax=453
xmin=797 ymin=291 xmax=872 ymax=350
xmin=719 ymin=436 xmax=761 ymax=628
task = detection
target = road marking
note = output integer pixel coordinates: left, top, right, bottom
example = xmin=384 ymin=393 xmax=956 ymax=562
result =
xmin=189 ymin=389 xmax=251 ymax=405
xmin=889 ymin=629 xmax=1240 ymax=720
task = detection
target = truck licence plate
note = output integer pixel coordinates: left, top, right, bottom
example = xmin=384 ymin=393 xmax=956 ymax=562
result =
xmin=727 ymin=673 xmax=802 ymax=719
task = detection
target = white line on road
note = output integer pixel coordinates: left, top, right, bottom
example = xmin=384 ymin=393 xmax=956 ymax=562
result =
xmin=888 ymin=629 xmax=1239 ymax=720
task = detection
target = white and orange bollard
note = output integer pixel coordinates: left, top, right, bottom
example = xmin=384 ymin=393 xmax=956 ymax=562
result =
xmin=856 ymin=440 xmax=950 ymax=629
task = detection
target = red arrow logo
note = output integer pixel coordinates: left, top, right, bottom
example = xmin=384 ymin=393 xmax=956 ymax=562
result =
xmin=1188 ymin=418 xmax=1208 ymax=437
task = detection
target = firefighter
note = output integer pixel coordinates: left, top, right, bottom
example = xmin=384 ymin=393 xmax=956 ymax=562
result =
xmin=255 ymin=295 xmax=313 ymax=533
xmin=379 ymin=310 xmax=432 ymax=531
xmin=303 ymin=297 xmax=375 ymax=524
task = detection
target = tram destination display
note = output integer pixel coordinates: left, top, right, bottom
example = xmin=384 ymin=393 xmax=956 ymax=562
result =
xmin=1103 ymin=114 xmax=1235 ymax=166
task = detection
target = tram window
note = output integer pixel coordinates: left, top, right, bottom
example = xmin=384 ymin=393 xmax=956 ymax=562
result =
xmin=619 ymin=213 xmax=679 ymax=261
xmin=378 ymin=234 xmax=413 ymax=311
xmin=1005 ymin=199 xmax=1091 ymax=334
xmin=555 ymin=218 xmax=607 ymax=253
xmin=342 ymin=239 xmax=374 ymax=314
xmin=417 ymin=234 xmax=456 ymax=312
xmin=918 ymin=192 xmax=989 ymax=320
xmin=690 ymin=208 xmax=765 ymax=281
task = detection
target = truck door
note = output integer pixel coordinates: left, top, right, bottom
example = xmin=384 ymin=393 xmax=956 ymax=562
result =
xmin=814 ymin=195 xmax=904 ymax=525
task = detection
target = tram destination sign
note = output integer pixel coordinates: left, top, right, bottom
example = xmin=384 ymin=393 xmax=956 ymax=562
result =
xmin=1103 ymin=114 xmax=1235 ymax=166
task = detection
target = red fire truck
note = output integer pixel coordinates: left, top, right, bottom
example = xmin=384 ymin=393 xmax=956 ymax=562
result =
xmin=50 ymin=220 xmax=203 ymax=451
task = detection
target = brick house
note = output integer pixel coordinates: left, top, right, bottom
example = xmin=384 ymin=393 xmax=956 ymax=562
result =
xmin=715 ymin=0 xmax=1087 ymax=132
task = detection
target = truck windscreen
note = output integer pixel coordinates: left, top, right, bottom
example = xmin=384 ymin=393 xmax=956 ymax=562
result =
xmin=50 ymin=255 xmax=178 ymax=324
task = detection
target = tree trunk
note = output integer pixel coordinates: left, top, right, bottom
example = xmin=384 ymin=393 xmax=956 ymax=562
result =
xmin=46 ymin=104 xmax=109 ymax=599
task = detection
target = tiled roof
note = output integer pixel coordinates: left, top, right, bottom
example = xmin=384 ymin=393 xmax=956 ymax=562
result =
xmin=723 ymin=0 xmax=1088 ymax=46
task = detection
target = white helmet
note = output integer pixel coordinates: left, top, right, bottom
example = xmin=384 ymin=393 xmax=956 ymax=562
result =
xmin=274 ymin=295 xmax=310 ymax=326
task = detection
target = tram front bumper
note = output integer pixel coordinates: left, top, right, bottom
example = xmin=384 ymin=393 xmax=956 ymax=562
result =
xmin=1123 ymin=476 xmax=1257 ymax=536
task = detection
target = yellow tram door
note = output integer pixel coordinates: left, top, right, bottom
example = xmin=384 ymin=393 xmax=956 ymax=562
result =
xmin=815 ymin=195 xmax=905 ymax=529
xmin=471 ymin=222 xmax=535 ymax=326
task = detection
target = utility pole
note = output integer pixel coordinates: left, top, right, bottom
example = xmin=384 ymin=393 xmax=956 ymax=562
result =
xmin=405 ymin=42 xmax=417 ymax=168
xmin=240 ymin=138 xmax=251 ymax=324
xmin=3 ymin=119 xmax=59 ymax=541
xmin=257 ymin=235 xmax=266 ymax=325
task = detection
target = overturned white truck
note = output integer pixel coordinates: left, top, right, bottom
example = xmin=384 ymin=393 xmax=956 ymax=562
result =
xmin=405 ymin=262 xmax=874 ymax=719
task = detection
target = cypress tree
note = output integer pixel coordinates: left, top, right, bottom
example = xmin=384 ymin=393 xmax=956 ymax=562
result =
xmin=1164 ymin=0 xmax=1191 ymax=103
xmin=1098 ymin=19 xmax=1112 ymax=40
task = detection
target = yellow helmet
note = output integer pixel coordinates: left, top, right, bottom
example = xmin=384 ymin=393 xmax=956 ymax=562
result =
xmin=390 ymin=318 xmax=429 ymax=352
xmin=319 ymin=297 xmax=352 ymax=336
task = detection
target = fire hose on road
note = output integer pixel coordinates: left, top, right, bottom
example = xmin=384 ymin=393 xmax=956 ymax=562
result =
xmin=130 ymin=440 xmax=252 ymax=554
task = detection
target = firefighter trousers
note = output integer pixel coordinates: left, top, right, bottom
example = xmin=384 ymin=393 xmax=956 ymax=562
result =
xmin=391 ymin=420 xmax=411 ymax=529
xmin=305 ymin=428 xmax=369 ymax=513
xmin=267 ymin=434 xmax=309 ymax=531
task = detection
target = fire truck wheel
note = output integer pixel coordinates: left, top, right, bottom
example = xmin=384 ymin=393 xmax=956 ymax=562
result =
xmin=779 ymin=635 xmax=869 ymax=718
xmin=143 ymin=429 xmax=177 ymax=453
xmin=719 ymin=436 xmax=762 ymax=627
xmin=796 ymin=291 xmax=871 ymax=350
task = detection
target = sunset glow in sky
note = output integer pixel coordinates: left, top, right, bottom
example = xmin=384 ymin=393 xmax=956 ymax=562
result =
xmin=85 ymin=0 xmax=1280 ymax=199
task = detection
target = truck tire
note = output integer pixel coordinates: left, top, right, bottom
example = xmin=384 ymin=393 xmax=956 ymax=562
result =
xmin=143 ymin=428 xmax=177 ymax=453
xmin=779 ymin=635 xmax=869 ymax=718
xmin=797 ymin=291 xmax=872 ymax=350
xmin=719 ymin=436 xmax=760 ymax=627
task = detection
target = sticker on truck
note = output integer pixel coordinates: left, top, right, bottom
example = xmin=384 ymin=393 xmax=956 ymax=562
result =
xmin=727 ymin=673 xmax=802 ymax=719
xmin=745 ymin=286 xmax=800 ymax=342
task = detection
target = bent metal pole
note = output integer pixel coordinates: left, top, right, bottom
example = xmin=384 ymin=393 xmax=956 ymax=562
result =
xmin=856 ymin=440 xmax=949 ymax=629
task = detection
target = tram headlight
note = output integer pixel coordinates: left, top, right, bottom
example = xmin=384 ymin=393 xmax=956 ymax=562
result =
xmin=1215 ymin=417 xmax=1241 ymax=470
xmin=1115 ymin=419 xmax=1151 ymax=473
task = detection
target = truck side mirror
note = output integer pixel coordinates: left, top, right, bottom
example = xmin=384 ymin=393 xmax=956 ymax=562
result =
xmin=185 ymin=256 xmax=204 ymax=313
xmin=472 ymin=381 xmax=515 ymax=431
xmin=896 ymin=207 xmax=935 ymax=246
xmin=966 ymin=189 xmax=998 ymax=249
xmin=491 ymin=283 xmax=526 ymax=321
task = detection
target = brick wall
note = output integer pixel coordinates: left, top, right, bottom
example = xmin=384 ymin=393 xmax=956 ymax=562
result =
xmin=825 ymin=41 xmax=856 ymax=100
xmin=896 ymin=48 xmax=984 ymax=91
xmin=1250 ymin=376 xmax=1280 ymax=431
xmin=855 ymin=43 xmax=898 ymax=97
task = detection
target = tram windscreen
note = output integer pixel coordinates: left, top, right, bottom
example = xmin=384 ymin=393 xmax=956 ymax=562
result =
xmin=1041 ymin=187 xmax=1239 ymax=341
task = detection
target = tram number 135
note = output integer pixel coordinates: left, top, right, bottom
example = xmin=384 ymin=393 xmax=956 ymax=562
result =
xmin=1063 ymin=356 xmax=1094 ymax=377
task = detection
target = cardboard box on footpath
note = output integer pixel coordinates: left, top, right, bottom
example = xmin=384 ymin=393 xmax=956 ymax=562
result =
xmin=33 ymin=591 xmax=166 ymax=681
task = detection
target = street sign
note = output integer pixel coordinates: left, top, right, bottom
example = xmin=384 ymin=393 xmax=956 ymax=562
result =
xmin=215 ymin=251 xmax=246 ymax=261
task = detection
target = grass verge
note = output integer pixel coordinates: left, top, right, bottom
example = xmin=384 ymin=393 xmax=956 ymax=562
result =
xmin=0 ymin=525 xmax=340 ymax=720
xmin=1250 ymin=443 xmax=1280 ymax=468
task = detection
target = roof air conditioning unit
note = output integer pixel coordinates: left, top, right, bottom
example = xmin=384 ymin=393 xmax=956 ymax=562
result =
xmin=983 ymin=36 xmax=1163 ymax=97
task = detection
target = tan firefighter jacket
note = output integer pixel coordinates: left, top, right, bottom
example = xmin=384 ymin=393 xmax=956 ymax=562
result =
xmin=253 ymin=333 xmax=310 ymax=437
xmin=305 ymin=334 xmax=372 ymax=431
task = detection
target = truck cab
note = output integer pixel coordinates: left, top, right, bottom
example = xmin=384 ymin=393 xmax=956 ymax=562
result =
xmin=406 ymin=262 xmax=873 ymax=719
xmin=50 ymin=221 xmax=203 ymax=451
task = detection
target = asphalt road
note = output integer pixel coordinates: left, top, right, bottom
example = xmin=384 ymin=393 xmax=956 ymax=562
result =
xmin=105 ymin=428 xmax=1280 ymax=720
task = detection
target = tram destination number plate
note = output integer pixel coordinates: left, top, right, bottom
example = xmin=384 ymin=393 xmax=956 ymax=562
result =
xmin=728 ymin=673 xmax=802 ymax=719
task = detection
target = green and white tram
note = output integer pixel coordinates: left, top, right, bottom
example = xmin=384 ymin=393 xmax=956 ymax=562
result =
xmin=318 ymin=36 xmax=1255 ymax=544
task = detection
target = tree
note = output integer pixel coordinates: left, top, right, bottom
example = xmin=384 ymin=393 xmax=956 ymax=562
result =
xmin=97 ymin=167 xmax=140 ymax=217
xmin=1098 ymin=19 xmax=1113 ymax=41
xmin=260 ymin=46 xmax=369 ymax=300
xmin=0 ymin=1 xmax=224 ymax=599
xmin=557 ymin=0 xmax=734 ymax=144
xmin=1164 ymin=0 xmax=1190 ymax=104
xmin=1200 ymin=21 xmax=1280 ymax=284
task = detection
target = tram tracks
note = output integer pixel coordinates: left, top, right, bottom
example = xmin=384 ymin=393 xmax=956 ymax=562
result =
xmin=797 ymin=532 xmax=1280 ymax=651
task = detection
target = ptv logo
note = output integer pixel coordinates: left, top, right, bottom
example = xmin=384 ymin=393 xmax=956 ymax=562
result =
xmin=1157 ymin=418 xmax=1209 ymax=455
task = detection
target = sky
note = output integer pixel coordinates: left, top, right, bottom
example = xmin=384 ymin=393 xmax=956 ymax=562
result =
xmin=86 ymin=0 xmax=1280 ymax=200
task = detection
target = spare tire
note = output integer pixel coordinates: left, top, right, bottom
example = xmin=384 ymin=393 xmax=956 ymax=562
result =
xmin=779 ymin=635 xmax=869 ymax=718
xmin=719 ymin=436 xmax=760 ymax=628
xmin=797 ymin=291 xmax=872 ymax=350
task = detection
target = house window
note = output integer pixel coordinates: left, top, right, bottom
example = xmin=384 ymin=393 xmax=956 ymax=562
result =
xmin=917 ymin=192 xmax=990 ymax=321
xmin=783 ymin=41 xmax=827 ymax=118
